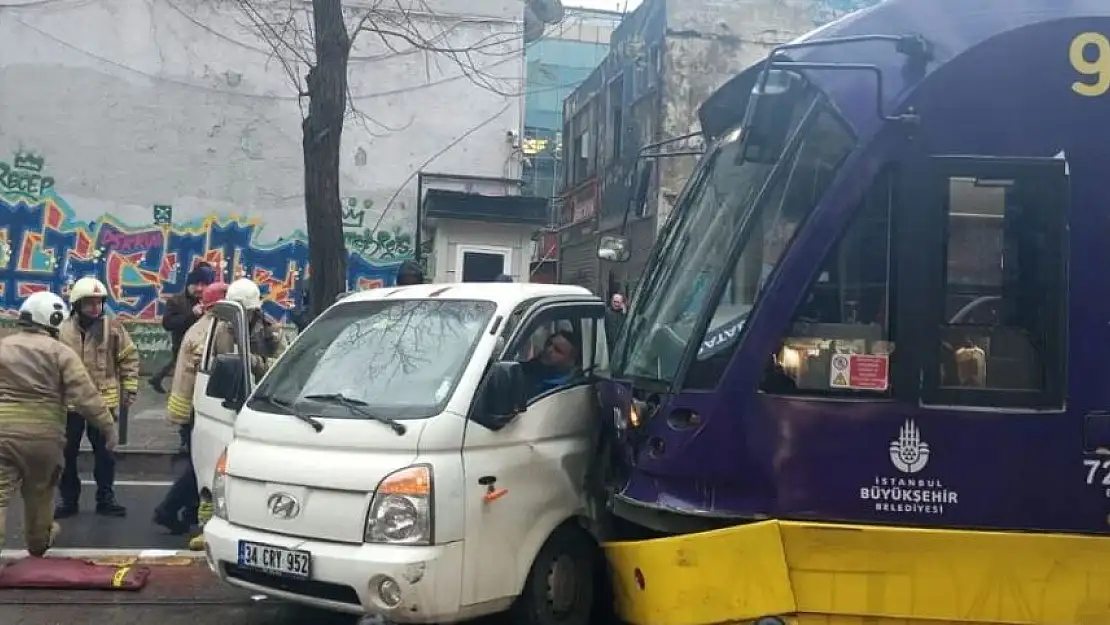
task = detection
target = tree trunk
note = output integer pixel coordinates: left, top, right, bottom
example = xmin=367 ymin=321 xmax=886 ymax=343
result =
xmin=303 ymin=0 xmax=350 ymax=317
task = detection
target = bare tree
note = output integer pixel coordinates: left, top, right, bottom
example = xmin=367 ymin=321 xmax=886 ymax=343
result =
xmin=234 ymin=0 xmax=531 ymax=317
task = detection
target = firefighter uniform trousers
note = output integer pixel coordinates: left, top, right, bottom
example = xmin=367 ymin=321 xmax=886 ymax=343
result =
xmin=0 ymin=430 xmax=63 ymax=555
xmin=0 ymin=327 xmax=116 ymax=556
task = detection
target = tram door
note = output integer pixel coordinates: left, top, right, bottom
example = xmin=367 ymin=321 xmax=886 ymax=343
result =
xmin=899 ymin=155 xmax=1099 ymax=531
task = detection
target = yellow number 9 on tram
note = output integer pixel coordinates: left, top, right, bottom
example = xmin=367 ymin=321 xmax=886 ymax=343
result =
xmin=1071 ymin=32 xmax=1110 ymax=96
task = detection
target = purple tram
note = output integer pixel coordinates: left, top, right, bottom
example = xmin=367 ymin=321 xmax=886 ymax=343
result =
xmin=593 ymin=1 xmax=1110 ymax=624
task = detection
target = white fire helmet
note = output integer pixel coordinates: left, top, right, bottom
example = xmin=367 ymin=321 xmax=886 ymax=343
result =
xmin=68 ymin=277 xmax=109 ymax=305
xmin=226 ymin=278 xmax=262 ymax=311
xmin=19 ymin=291 xmax=69 ymax=332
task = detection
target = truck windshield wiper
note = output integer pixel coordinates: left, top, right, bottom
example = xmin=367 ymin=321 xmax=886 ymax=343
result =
xmin=299 ymin=393 xmax=407 ymax=435
xmin=253 ymin=393 xmax=324 ymax=433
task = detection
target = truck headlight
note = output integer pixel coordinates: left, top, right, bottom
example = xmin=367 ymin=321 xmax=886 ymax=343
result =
xmin=365 ymin=465 xmax=433 ymax=545
xmin=212 ymin=448 xmax=230 ymax=520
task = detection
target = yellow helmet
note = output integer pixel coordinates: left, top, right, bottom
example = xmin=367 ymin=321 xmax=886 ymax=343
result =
xmin=68 ymin=277 xmax=109 ymax=304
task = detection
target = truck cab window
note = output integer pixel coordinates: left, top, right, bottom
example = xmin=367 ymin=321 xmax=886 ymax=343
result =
xmin=511 ymin=309 xmax=590 ymax=401
xmin=760 ymin=168 xmax=893 ymax=396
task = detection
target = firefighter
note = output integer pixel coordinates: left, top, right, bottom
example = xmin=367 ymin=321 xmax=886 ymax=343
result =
xmin=189 ymin=278 xmax=287 ymax=550
xmin=155 ymin=281 xmax=228 ymax=536
xmin=226 ymin=278 xmax=289 ymax=379
xmin=0 ymin=291 xmax=117 ymax=558
xmin=54 ymin=277 xmax=139 ymax=519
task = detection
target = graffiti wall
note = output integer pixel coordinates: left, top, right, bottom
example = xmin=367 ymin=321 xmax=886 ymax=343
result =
xmin=0 ymin=152 xmax=413 ymax=368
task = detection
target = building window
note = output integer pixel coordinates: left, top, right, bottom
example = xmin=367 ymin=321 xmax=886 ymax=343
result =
xmin=610 ymin=77 xmax=624 ymax=162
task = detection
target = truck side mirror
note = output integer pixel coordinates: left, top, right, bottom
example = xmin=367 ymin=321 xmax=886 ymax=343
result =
xmin=207 ymin=353 xmax=247 ymax=410
xmin=598 ymin=234 xmax=631 ymax=263
xmin=485 ymin=360 xmax=528 ymax=429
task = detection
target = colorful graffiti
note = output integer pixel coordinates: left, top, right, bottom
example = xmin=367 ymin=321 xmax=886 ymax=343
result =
xmin=341 ymin=197 xmax=415 ymax=259
xmin=0 ymin=155 xmax=411 ymax=327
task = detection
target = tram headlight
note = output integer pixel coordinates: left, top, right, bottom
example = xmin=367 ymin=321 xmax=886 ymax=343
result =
xmin=612 ymin=401 xmax=644 ymax=437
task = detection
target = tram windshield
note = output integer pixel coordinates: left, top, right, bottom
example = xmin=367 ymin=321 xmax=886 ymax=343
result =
xmin=613 ymin=80 xmax=856 ymax=385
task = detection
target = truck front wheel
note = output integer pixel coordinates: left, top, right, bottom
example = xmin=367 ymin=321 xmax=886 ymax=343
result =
xmin=510 ymin=526 xmax=595 ymax=625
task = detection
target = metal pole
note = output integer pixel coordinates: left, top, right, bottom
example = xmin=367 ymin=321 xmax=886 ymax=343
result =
xmin=117 ymin=401 xmax=129 ymax=446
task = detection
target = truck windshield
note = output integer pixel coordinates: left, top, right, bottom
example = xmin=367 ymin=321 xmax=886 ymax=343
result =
xmin=614 ymin=84 xmax=856 ymax=385
xmin=250 ymin=299 xmax=495 ymax=419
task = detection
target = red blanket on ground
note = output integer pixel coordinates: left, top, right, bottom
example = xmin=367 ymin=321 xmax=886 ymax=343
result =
xmin=0 ymin=558 xmax=151 ymax=591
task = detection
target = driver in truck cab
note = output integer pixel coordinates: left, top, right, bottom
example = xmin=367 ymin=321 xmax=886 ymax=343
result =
xmin=519 ymin=329 xmax=580 ymax=397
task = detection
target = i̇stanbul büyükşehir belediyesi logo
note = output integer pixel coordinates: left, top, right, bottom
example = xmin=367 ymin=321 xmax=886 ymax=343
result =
xmin=889 ymin=418 xmax=930 ymax=473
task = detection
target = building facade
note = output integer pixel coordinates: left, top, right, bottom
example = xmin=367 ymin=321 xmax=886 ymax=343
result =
xmin=557 ymin=0 xmax=882 ymax=298
xmin=522 ymin=7 xmax=623 ymax=282
xmin=0 ymin=0 xmax=537 ymax=368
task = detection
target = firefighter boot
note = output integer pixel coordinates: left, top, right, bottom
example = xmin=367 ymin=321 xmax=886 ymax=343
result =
xmin=53 ymin=500 xmax=79 ymax=519
xmin=188 ymin=500 xmax=214 ymax=551
xmin=95 ymin=493 xmax=127 ymax=517
xmin=27 ymin=522 xmax=60 ymax=558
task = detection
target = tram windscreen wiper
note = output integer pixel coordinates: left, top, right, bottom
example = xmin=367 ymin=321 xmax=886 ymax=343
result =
xmin=252 ymin=393 xmax=324 ymax=433
xmin=299 ymin=393 xmax=407 ymax=436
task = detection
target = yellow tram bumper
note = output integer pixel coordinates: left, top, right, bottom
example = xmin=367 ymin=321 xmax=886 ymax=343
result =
xmin=603 ymin=520 xmax=1110 ymax=625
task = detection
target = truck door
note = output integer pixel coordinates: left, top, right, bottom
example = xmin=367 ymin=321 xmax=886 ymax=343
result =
xmin=191 ymin=301 xmax=252 ymax=498
xmin=459 ymin=297 xmax=606 ymax=607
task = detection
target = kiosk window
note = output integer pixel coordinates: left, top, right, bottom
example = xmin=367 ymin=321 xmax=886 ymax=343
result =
xmin=760 ymin=169 xmax=894 ymax=396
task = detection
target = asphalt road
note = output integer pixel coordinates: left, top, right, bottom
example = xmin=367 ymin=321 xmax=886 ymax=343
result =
xmin=4 ymin=480 xmax=192 ymax=551
xmin=1 ymin=465 xmax=606 ymax=625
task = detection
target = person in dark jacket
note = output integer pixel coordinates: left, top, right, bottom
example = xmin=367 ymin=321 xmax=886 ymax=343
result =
xmin=604 ymin=292 xmax=627 ymax=349
xmin=291 ymin=277 xmax=312 ymax=333
xmin=149 ymin=263 xmax=214 ymax=452
xmin=150 ymin=263 xmax=215 ymax=394
xmin=520 ymin=330 xmax=580 ymax=398
xmin=396 ymin=260 xmax=424 ymax=286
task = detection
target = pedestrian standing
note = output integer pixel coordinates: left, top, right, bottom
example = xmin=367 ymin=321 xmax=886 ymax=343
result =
xmin=54 ymin=277 xmax=139 ymax=519
xmin=155 ymin=281 xmax=228 ymax=536
xmin=605 ymin=292 xmax=627 ymax=349
xmin=396 ymin=260 xmax=425 ymax=286
xmin=0 ymin=291 xmax=117 ymax=559
xmin=150 ymin=262 xmax=215 ymax=452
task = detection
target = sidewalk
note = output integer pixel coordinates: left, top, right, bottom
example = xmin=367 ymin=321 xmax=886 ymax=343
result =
xmin=77 ymin=385 xmax=182 ymax=477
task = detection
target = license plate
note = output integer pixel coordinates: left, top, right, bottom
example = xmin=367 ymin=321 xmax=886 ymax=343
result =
xmin=237 ymin=540 xmax=312 ymax=580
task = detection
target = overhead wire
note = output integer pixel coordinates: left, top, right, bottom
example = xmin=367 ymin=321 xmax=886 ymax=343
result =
xmin=8 ymin=15 xmax=533 ymax=100
xmin=4 ymin=0 xmax=607 ymax=100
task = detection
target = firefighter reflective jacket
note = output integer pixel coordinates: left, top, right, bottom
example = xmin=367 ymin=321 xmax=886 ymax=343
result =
xmin=0 ymin=328 xmax=115 ymax=437
xmin=248 ymin=317 xmax=289 ymax=380
xmin=167 ymin=312 xmax=230 ymax=425
xmin=58 ymin=316 xmax=140 ymax=411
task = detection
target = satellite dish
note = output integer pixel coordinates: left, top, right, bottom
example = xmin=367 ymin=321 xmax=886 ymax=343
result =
xmin=523 ymin=6 xmax=545 ymax=42
xmin=526 ymin=0 xmax=564 ymax=24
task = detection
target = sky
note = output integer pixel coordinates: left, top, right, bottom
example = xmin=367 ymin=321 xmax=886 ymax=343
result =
xmin=565 ymin=0 xmax=643 ymax=12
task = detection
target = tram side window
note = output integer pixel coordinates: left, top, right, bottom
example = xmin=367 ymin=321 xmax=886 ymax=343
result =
xmin=934 ymin=176 xmax=1056 ymax=396
xmin=760 ymin=170 xmax=893 ymax=396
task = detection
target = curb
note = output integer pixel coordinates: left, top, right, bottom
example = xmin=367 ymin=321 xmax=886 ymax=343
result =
xmin=0 ymin=549 xmax=206 ymax=564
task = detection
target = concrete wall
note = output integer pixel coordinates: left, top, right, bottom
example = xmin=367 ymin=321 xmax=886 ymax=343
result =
xmin=654 ymin=0 xmax=882 ymax=226
xmin=0 ymin=0 xmax=525 ymax=366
